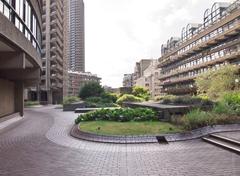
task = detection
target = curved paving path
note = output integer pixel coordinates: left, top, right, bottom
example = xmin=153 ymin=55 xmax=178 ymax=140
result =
xmin=0 ymin=106 xmax=239 ymax=176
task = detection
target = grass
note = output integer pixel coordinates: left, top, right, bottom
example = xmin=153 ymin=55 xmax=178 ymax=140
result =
xmin=79 ymin=121 xmax=183 ymax=135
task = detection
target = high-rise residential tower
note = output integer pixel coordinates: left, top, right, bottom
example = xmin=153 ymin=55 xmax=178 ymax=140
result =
xmin=69 ymin=0 xmax=85 ymax=72
xmin=40 ymin=0 xmax=67 ymax=104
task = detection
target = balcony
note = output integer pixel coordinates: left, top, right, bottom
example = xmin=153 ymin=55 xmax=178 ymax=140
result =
xmin=162 ymin=86 xmax=196 ymax=95
xmin=160 ymin=75 xmax=197 ymax=86
xmin=159 ymin=20 xmax=240 ymax=67
xmin=160 ymin=50 xmax=240 ymax=80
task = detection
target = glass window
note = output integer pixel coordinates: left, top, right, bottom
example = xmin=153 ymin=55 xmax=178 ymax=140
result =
xmin=0 ymin=1 xmax=3 ymax=13
xmin=4 ymin=5 xmax=10 ymax=19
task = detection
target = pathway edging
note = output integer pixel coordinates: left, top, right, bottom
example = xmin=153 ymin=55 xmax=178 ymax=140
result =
xmin=70 ymin=123 xmax=240 ymax=144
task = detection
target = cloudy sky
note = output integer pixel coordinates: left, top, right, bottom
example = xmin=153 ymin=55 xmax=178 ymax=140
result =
xmin=85 ymin=0 xmax=233 ymax=88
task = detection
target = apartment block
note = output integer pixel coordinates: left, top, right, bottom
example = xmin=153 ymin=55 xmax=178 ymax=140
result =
xmin=0 ymin=0 xmax=42 ymax=117
xmin=159 ymin=1 xmax=240 ymax=95
xmin=68 ymin=71 xmax=101 ymax=97
xmin=123 ymin=74 xmax=134 ymax=87
xmin=40 ymin=0 xmax=66 ymax=104
xmin=134 ymin=60 xmax=161 ymax=97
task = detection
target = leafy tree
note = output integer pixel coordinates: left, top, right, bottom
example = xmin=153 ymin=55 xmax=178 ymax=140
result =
xmin=79 ymin=82 xmax=104 ymax=99
xmin=132 ymin=86 xmax=150 ymax=100
xmin=195 ymin=65 xmax=240 ymax=100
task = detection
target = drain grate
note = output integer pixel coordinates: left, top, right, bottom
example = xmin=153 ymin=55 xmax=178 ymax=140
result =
xmin=156 ymin=136 xmax=168 ymax=144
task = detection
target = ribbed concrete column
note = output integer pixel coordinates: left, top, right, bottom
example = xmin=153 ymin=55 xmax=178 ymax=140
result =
xmin=15 ymin=82 xmax=24 ymax=116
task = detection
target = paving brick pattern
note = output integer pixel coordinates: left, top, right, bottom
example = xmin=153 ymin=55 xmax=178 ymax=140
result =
xmin=0 ymin=106 xmax=239 ymax=176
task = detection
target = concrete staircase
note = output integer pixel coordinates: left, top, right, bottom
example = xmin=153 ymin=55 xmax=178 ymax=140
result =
xmin=202 ymin=133 xmax=240 ymax=154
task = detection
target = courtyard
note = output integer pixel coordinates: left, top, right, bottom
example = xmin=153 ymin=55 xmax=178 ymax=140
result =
xmin=0 ymin=106 xmax=239 ymax=176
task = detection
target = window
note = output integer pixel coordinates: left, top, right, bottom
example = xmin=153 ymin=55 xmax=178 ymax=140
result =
xmin=15 ymin=0 xmax=24 ymax=32
xmin=0 ymin=1 xmax=3 ymax=13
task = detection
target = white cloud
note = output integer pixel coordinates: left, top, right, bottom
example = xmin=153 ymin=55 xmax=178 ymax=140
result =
xmin=85 ymin=0 xmax=233 ymax=88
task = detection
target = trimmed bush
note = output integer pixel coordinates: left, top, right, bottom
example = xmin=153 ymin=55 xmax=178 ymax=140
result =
xmin=63 ymin=96 xmax=80 ymax=105
xmin=75 ymin=108 xmax=157 ymax=124
xmin=116 ymin=94 xmax=144 ymax=105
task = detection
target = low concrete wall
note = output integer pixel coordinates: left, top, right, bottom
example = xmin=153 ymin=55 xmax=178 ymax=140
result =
xmin=0 ymin=79 xmax=15 ymax=117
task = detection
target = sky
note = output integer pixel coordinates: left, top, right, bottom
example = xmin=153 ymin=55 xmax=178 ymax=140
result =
xmin=85 ymin=0 xmax=233 ymax=88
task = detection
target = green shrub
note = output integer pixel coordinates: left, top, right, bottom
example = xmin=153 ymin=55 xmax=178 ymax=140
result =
xmin=116 ymin=94 xmax=144 ymax=105
xmin=75 ymin=108 xmax=157 ymax=124
xmin=132 ymin=86 xmax=150 ymax=100
xmin=181 ymin=108 xmax=240 ymax=130
xmin=181 ymin=109 xmax=216 ymax=130
xmin=222 ymin=92 xmax=240 ymax=106
xmin=160 ymin=95 xmax=213 ymax=106
xmin=213 ymin=92 xmax=240 ymax=116
xmin=63 ymin=96 xmax=80 ymax=105
xmin=100 ymin=92 xmax=118 ymax=103
xmin=195 ymin=65 xmax=240 ymax=100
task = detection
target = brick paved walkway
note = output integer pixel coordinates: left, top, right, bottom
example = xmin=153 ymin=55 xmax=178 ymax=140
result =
xmin=0 ymin=106 xmax=239 ymax=176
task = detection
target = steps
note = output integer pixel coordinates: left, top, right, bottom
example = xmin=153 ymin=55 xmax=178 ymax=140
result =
xmin=202 ymin=133 xmax=240 ymax=154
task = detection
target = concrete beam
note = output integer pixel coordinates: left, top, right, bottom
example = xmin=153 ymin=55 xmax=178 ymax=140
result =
xmin=0 ymin=52 xmax=27 ymax=69
xmin=0 ymin=68 xmax=40 ymax=81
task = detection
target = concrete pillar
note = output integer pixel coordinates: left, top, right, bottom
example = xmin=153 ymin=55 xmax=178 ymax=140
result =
xmin=47 ymin=90 xmax=53 ymax=104
xmin=15 ymin=82 xmax=24 ymax=116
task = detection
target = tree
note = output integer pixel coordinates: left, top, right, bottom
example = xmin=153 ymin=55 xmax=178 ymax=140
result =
xmin=79 ymin=82 xmax=104 ymax=99
xmin=195 ymin=65 xmax=240 ymax=100
xmin=132 ymin=86 xmax=150 ymax=100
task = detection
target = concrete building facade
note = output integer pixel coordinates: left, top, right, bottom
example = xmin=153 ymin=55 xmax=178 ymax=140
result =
xmin=133 ymin=59 xmax=152 ymax=84
xmin=123 ymin=74 xmax=133 ymax=87
xmin=0 ymin=0 xmax=42 ymax=117
xmin=69 ymin=0 xmax=85 ymax=72
xmin=40 ymin=0 xmax=66 ymax=104
xmin=134 ymin=60 xmax=161 ymax=97
xmin=67 ymin=71 xmax=101 ymax=97
xmin=158 ymin=0 xmax=240 ymax=95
